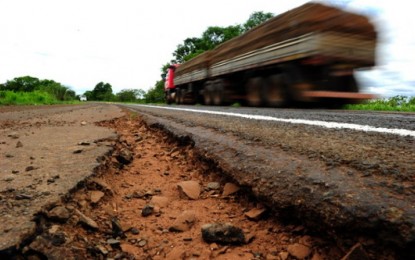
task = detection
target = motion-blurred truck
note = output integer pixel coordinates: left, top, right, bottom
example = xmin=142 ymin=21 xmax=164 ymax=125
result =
xmin=164 ymin=3 xmax=377 ymax=107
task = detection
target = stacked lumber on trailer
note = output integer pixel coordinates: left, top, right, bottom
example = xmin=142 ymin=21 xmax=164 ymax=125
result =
xmin=175 ymin=50 xmax=212 ymax=77
xmin=175 ymin=3 xmax=377 ymax=77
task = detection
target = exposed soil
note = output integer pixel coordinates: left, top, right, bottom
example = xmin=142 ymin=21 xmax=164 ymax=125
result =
xmin=123 ymin=105 xmax=415 ymax=254
xmin=21 ymin=110 xmax=397 ymax=260
xmin=0 ymin=104 xmax=411 ymax=259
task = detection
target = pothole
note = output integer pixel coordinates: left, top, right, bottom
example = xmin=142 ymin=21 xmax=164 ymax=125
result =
xmin=14 ymin=111 xmax=397 ymax=259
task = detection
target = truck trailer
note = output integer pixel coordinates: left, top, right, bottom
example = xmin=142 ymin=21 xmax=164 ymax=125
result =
xmin=164 ymin=3 xmax=377 ymax=107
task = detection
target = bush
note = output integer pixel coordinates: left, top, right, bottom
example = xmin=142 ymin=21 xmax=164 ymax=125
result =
xmin=346 ymin=96 xmax=415 ymax=112
xmin=0 ymin=91 xmax=59 ymax=105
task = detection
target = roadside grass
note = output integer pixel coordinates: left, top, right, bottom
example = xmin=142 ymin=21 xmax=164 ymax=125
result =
xmin=0 ymin=91 xmax=78 ymax=105
xmin=345 ymin=96 xmax=415 ymax=112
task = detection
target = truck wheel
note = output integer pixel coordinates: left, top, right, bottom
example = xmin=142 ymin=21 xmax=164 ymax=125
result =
xmin=264 ymin=75 xmax=286 ymax=107
xmin=246 ymin=77 xmax=264 ymax=107
xmin=179 ymin=89 xmax=186 ymax=104
xmin=344 ymin=75 xmax=359 ymax=93
xmin=212 ymin=80 xmax=225 ymax=106
xmin=165 ymin=90 xmax=173 ymax=104
xmin=203 ymin=83 xmax=213 ymax=105
xmin=175 ymin=88 xmax=181 ymax=104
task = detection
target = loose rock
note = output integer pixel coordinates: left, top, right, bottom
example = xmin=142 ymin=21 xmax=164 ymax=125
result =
xmin=51 ymin=231 xmax=67 ymax=246
xmin=48 ymin=206 xmax=71 ymax=222
xmin=88 ymin=179 xmax=113 ymax=195
xmin=107 ymin=238 xmax=121 ymax=247
xmin=222 ymin=183 xmax=240 ymax=196
xmin=116 ymin=148 xmax=133 ymax=165
xmin=169 ymin=210 xmax=196 ymax=232
xmin=8 ymin=132 xmax=19 ymax=139
xmin=95 ymin=245 xmax=109 ymax=255
xmin=111 ymin=217 xmax=125 ymax=238
xmin=25 ymin=166 xmax=36 ymax=172
xmin=138 ymin=239 xmax=147 ymax=247
xmin=245 ymin=207 xmax=266 ymax=221
xmin=141 ymin=205 xmax=154 ymax=217
xmin=75 ymin=209 xmax=99 ymax=230
xmin=177 ymin=181 xmax=201 ymax=200
xmin=149 ymin=196 xmax=170 ymax=208
xmin=29 ymin=235 xmax=73 ymax=259
xmin=287 ymin=243 xmax=312 ymax=259
xmin=90 ymin=190 xmax=105 ymax=204
xmin=130 ymin=227 xmax=140 ymax=235
xmin=15 ymin=194 xmax=32 ymax=200
xmin=201 ymin=223 xmax=245 ymax=245
xmin=206 ymin=182 xmax=221 ymax=190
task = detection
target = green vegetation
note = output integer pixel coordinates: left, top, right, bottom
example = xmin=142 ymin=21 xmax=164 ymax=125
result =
xmin=0 ymin=76 xmax=80 ymax=105
xmin=346 ymin=96 xmax=415 ymax=112
xmin=231 ymin=102 xmax=241 ymax=108
xmin=0 ymin=90 xmax=61 ymax=105
xmin=143 ymin=80 xmax=165 ymax=104
xmin=172 ymin=11 xmax=274 ymax=63
xmin=83 ymin=82 xmax=114 ymax=101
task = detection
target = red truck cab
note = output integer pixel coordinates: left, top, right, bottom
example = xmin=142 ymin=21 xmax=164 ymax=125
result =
xmin=164 ymin=64 xmax=178 ymax=104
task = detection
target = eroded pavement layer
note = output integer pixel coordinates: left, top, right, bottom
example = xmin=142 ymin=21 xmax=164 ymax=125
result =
xmin=0 ymin=104 xmax=123 ymax=253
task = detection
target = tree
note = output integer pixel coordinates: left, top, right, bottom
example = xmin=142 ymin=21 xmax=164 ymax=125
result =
xmin=172 ymin=25 xmax=243 ymax=63
xmin=1 ymin=76 xmax=76 ymax=101
xmin=173 ymin=37 xmax=206 ymax=63
xmin=242 ymin=11 xmax=274 ymax=32
xmin=38 ymin=79 xmax=68 ymax=101
xmin=202 ymin=25 xmax=243 ymax=49
xmin=2 ymin=76 xmax=41 ymax=92
xmin=116 ymin=89 xmax=145 ymax=102
xmin=170 ymin=12 xmax=273 ymax=64
xmin=144 ymin=80 xmax=164 ymax=103
xmin=90 ymin=82 xmax=114 ymax=101
xmin=83 ymin=90 xmax=93 ymax=101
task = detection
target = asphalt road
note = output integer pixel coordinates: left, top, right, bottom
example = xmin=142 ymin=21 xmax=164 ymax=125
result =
xmin=121 ymin=103 xmax=415 ymax=256
xmin=129 ymin=104 xmax=415 ymax=131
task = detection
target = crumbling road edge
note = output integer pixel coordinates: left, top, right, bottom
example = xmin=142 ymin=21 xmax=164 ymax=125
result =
xmin=129 ymin=108 xmax=415 ymax=258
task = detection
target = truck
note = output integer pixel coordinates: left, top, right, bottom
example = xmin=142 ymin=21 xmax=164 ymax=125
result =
xmin=164 ymin=3 xmax=377 ymax=107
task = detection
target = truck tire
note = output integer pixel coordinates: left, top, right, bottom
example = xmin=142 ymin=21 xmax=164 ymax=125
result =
xmin=203 ymin=82 xmax=214 ymax=105
xmin=264 ymin=75 xmax=287 ymax=107
xmin=165 ymin=91 xmax=171 ymax=104
xmin=342 ymin=75 xmax=359 ymax=93
xmin=212 ymin=80 xmax=225 ymax=106
xmin=175 ymin=88 xmax=181 ymax=104
xmin=179 ymin=89 xmax=186 ymax=104
xmin=246 ymin=77 xmax=264 ymax=107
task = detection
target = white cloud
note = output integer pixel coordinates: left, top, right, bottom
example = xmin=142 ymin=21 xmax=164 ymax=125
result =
xmin=0 ymin=0 xmax=309 ymax=94
xmin=343 ymin=0 xmax=415 ymax=97
xmin=0 ymin=0 xmax=414 ymax=98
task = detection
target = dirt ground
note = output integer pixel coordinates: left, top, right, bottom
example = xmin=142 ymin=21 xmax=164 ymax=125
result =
xmin=0 ymin=104 xmax=404 ymax=259
xmin=24 ymin=109 xmax=399 ymax=260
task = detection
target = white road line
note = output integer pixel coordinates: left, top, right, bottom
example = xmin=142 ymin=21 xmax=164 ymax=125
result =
xmin=136 ymin=105 xmax=415 ymax=138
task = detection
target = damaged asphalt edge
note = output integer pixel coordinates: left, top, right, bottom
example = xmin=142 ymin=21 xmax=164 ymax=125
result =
xmin=0 ymin=128 xmax=120 ymax=258
xmin=133 ymin=109 xmax=415 ymax=258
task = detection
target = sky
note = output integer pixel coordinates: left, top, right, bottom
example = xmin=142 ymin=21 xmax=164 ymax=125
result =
xmin=0 ymin=0 xmax=414 ymax=97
